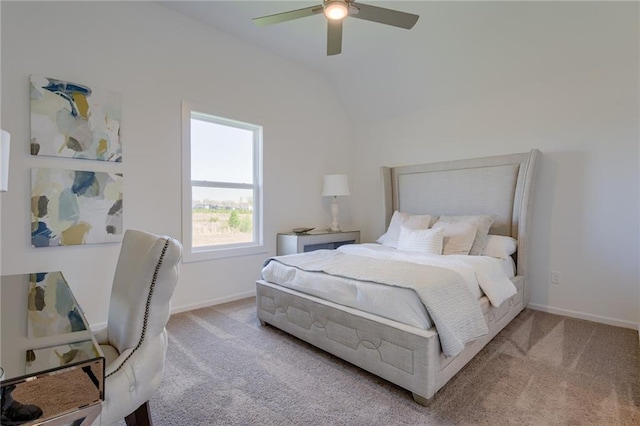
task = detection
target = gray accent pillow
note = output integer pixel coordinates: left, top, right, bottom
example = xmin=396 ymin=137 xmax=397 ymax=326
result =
xmin=434 ymin=214 xmax=497 ymax=255
xmin=432 ymin=219 xmax=478 ymax=255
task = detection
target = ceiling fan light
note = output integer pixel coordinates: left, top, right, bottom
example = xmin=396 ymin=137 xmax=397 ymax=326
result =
xmin=324 ymin=1 xmax=348 ymax=20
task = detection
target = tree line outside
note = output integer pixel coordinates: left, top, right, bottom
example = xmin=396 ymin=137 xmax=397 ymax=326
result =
xmin=191 ymin=202 xmax=253 ymax=247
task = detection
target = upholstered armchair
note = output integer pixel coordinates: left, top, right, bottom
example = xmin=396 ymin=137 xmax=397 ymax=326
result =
xmin=92 ymin=229 xmax=182 ymax=426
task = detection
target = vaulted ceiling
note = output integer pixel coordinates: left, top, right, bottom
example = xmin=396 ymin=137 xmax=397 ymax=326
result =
xmin=159 ymin=1 xmax=611 ymax=122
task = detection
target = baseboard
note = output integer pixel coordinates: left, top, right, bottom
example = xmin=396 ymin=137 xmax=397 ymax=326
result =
xmin=170 ymin=290 xmax=256 ymax=315
xmin=88 ymin=291 xmax=256 ymax=331
xmin=527 ymin=303 xmax=637 ymax=330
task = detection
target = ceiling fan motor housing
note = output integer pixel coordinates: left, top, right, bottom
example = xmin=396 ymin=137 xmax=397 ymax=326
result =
xmin=324 ymin=0 xmax=350 ymax=20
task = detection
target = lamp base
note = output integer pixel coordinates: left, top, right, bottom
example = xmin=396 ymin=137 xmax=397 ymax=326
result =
xmin=329 ymin=197 xmax=341 ymax=233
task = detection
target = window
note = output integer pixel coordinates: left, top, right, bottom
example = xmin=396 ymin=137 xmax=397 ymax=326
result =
xmin=182 ymin=102 xmax=264 ymax=262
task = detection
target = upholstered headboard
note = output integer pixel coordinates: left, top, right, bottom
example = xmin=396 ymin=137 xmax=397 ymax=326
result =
xmin=381 ymin=150 xmax=539 ymax=282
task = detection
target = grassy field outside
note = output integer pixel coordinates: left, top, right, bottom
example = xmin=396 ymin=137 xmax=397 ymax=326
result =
xmin=192 ymin=208 xmax=253 ymax=247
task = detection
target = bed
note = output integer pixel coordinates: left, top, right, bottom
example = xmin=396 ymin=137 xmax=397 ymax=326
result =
xmin=256 ymin=150 xmax=539 ymax=404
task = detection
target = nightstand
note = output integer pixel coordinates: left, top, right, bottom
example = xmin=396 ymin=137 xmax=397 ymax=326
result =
xmin=277 ymin=230 xmax=360 ymax=255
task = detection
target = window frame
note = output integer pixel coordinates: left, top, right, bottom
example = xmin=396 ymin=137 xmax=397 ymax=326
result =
xmin=181 ymin=101 xmax=265 ymax=262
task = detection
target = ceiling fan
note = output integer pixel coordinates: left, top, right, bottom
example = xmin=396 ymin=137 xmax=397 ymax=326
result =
xmin=252 ymin=0 xmax=419 ymax=56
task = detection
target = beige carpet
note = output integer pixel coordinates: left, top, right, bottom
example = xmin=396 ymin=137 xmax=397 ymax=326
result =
xmin=147 ymin=298 xmax=639 ymax=425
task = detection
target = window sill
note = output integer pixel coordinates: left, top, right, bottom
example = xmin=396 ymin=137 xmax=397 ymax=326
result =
xmin=183 ymin=243 xmax=267 ymax=263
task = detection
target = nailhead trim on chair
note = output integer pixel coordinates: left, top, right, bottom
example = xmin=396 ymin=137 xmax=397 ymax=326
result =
xmin=106 ymin=237 xmax=172 ymax=379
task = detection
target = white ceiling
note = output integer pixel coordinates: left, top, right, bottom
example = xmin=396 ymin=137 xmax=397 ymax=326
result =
xmin=158 ymin=1 xmax=601 ymax=122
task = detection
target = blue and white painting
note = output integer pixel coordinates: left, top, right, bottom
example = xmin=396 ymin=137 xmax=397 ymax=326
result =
xmin=30 ymin=75 xmax=122 ymax=162
xmin=31 ymin=168 xmax=123 ymax=247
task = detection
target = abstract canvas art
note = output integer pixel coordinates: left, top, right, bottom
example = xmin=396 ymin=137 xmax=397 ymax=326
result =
xmin=30 ymin=75 xmax=122 ymax=162
xmin=31 ymin=168 xmax=123 ymax=247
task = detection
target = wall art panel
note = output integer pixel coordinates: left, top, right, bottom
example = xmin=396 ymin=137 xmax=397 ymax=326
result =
xmin=31 ymin=168 xmax=123 ymax=247
xmin=30 ymin=75 xmax=122 ymax=161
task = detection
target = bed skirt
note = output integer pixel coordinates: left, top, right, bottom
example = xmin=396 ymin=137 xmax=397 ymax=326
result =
xmin=256 ymin=275 xmax=524 ymax=404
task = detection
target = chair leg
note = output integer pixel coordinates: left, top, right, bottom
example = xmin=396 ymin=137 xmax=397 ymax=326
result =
xmin=124 ymin=401 xmax=153 ymax=426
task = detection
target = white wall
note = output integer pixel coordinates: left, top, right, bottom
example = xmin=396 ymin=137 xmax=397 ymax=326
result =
xmin=352 ymin=2 xmax=639 ymax=328
xmin=0 ymin=2 xmax=353 ymax=326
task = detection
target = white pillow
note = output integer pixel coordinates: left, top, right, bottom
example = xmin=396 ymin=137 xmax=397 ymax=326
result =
xmin=397 ymin=225 xmax=444 ymax=254
xmin=379 ymin=211 xmax=432 ymax=249
xmin=431 ymin=219 xmax=478 ymax=255
xmin=435 ymin=214 xmax=497 ymax=255
xmin=377 ymin=211 xmax=404 ymax=247
xmin=481 ymin=235 xmax=517 ymax=259
xmin=376 ymin=233 xmax=387 ymax=244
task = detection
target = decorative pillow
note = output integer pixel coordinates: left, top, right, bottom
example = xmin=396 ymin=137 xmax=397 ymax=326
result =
xmin=377 ymin=211 xmax=404 ymax=247
xmin=405 ymin=213 xmax=434 ymax=229
xmin=379 ymin=211 xmax=432 ymax=249
xmin=481 ymin=235 xmax=517 ymax=259
xmin=470 ymin=214 xmax=498 ymax=255
xmin=431 ymin=219 xmax=478 ymax=255
xmin=397 ymin=225 xmax=444 ymax=254
xmin=435 ymin=214 xmax=497 ymax=255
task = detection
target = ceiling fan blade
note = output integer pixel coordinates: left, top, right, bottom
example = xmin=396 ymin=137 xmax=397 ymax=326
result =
xmin=327 ymin=19 xmax=343 ymax=56
xmin=350 ymin=2 xmax=419 ymax=29
xmin=253 ymin=5 xmax=323 ymax=27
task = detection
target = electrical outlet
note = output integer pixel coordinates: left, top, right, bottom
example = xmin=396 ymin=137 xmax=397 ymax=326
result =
xmin=551 ymin=271 xmax=561 ymax=284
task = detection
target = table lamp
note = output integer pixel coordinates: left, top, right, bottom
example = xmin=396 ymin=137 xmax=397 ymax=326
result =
xmin=322 ymin=174 xmax=350 ymax=232
xmin=1 ymin=129 xmax=9 ymax=192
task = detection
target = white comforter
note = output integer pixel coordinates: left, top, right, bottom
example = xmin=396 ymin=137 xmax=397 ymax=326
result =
xmin=262 ymin=244 xmax=517 ymax=357
xmin=338 ymin=244 xmax=517 ymax=307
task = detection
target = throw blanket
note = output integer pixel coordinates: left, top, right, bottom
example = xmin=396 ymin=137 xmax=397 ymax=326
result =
xmin=264 ymin=250 xmax=489 ymax=357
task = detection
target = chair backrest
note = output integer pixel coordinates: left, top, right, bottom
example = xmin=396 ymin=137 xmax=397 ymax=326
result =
xmin=107 ymin=229 xmax=182 ymax=354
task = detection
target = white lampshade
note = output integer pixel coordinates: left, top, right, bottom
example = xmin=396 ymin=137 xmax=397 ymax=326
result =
xmin=322 ymin=174 xmax=350 ymax=197
xmin=0 ymin=129 xmax=9 ymax=192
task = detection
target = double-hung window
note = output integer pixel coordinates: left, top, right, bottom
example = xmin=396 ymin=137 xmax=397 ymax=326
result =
xmin=182 ymin=102 xmax=263 ymax=262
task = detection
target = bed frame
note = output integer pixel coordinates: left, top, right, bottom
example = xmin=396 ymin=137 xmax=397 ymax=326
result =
xmin=256 ymin=150 xmax=539 ymax=404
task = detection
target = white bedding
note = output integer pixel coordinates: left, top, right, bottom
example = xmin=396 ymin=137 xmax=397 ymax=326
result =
xmin=261 ymin=243 xmax=517 ymax=331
